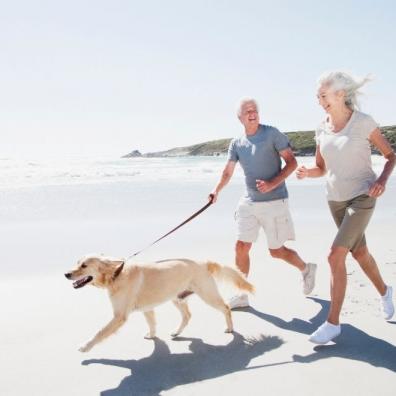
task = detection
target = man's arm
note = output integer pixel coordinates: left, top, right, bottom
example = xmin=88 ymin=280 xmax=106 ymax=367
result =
xmin=209 ymin=160 xmax=236 ymax=203
xmin=256 ymin=147 xmax=297 ymax=194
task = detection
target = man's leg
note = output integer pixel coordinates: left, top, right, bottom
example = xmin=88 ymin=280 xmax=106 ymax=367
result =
xmin=228 ymin=240 xmax=252 ymax=309
xmin=263 ymin=199 xmax=309 ymax=273
xmin=235 ymin=240 xmax=252 ymax=276
xmin=234 ymin=199 xmax=258 ymax=276
xmin=269 ymin=245 xmax=317 ymax=295
xmin=268 ymin=245 xmax=306 ymax=271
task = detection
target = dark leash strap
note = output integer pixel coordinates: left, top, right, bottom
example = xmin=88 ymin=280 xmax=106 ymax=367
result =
xmin=126 ymin=194 xmax=214 ymax=261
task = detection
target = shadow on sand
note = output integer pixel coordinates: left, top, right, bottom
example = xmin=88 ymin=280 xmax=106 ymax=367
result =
xmin=82 ymin=332 xmax=283 ymax=396
xmin=243 ymin=297 xmax=396 ymax=372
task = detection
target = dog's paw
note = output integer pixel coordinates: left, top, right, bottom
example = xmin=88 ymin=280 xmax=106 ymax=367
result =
xmin=170 ymin=332 xmax=180 ymax=338
xmin=224 ymin=328 xmax=234 ymax=334
xmin=144 ymin=333 xmax=156 ymax=340
xmin=78 ymin=343 xmax=92 ymax=353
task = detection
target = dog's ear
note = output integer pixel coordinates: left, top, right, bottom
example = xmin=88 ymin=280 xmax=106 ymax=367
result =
xmin=111 ymin=261 xmax=125 ymax=281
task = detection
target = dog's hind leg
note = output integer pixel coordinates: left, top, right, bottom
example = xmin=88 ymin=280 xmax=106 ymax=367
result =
xmin=193 ymin=278 xmax=233 ymax=333
xmin=171 ymin=299 xmax=191 ymax=337
xmin=143 ymin=310 xmax=156 ymax=339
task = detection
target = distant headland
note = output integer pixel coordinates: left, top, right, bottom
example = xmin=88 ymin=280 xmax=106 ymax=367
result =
xmin=122 ymin=125 xmax=396 ymax=158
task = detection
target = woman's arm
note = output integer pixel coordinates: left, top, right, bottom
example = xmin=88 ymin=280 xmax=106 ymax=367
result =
xmin=296 ymin=145 xmax=327 ymax=179
xmin=368 ymin=128 xmax=395 ymax=197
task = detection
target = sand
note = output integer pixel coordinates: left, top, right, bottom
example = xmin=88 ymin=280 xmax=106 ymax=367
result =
xmin=1 ymin=177 xmax=395 ymax=395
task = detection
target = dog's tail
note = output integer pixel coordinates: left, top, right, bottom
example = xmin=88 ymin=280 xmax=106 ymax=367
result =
xmin=206 ymin=261 xmax=255 ymax=294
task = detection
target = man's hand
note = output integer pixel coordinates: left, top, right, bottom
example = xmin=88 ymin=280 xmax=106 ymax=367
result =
xmin=256 ymin=179 xmax=277 ymax=193
xmin=208 ymin=191 xmax=218 ymax=203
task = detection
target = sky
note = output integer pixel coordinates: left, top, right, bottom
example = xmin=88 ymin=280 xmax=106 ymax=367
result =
xmin=1 ymin=0 xmax=395 ymax=158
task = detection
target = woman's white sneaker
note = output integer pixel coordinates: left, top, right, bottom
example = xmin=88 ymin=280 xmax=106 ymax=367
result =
xmin=309 ymin=321 xmax=341 ymax=344
xmin=228 ymin=293 xmax=249 ymax=309
xmin=381 ymin=285 xmax=394 ymax=320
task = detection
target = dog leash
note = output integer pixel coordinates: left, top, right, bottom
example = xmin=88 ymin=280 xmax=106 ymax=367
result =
xmin=126 ymin=194 xmax=214 ymax=261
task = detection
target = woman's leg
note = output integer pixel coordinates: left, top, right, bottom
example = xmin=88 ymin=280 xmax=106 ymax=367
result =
xmin=309 ymin=244 xmax=347 ymax=344
xmin=327 ymin=245 xmax=349 ymax=325
xmin=351 ymin=246 xmax=387 ymax=295
xmin=352 ymin=245 xmax=394 ymax=320
xmin=311 ymin=195 xmax=379 ymax=343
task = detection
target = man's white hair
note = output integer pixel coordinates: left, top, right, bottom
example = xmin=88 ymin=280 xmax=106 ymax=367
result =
xmin=317 ymin=71 xmax=372 ymax=110
xmin=236 ymin=97 xmax=259 ymax=116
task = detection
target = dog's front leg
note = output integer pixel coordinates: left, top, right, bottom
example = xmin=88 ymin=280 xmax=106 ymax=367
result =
xmin=79 ymin=315 xmax=127 ymax=352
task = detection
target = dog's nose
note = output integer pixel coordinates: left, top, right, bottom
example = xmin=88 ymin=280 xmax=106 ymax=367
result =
xmin=65 ymin=273 xmax=72 ymax=279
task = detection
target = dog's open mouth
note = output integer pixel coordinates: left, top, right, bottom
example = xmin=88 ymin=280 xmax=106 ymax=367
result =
xmin=73 ymin=276 xmax=93 ymax=289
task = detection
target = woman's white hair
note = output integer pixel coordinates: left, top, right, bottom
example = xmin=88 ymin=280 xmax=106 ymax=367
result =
xmin=317 ymin=71 xmax=372 ymax=110
xmin=236 ymin=97 xmax=259 ymax=116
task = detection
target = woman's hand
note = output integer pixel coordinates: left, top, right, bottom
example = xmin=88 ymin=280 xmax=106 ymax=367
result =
xmin=296 ymin=165 xmax=309 ymax=179
xmin=368 ymin=179 xmax=386 ymax=197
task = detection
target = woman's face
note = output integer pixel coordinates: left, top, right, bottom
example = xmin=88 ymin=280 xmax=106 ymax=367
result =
xmin=317 ymin=84 xmax=344 ymax=114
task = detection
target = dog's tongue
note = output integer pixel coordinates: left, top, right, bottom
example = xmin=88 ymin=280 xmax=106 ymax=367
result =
xmin=73 ymin=276 xmax=93 ymax=289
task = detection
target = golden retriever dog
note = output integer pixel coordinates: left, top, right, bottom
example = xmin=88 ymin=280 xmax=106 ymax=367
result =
xmin=65 ymin=255 xmax=254 ymax=352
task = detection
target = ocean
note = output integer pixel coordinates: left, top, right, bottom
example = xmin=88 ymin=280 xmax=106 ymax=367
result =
xmin=0 ymin=155 xmax=238 ymax=190
xmin=1 ymin=155 xmax=394 ymax=278
xmin=0 ymin=154 xmax=389 ymax=191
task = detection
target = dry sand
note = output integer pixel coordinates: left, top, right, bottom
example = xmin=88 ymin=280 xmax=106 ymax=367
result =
xmin=1 ymin=179 xmax=395 ymax=395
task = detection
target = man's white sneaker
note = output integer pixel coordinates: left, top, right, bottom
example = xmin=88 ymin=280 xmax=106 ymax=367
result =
xmin=228 ymin=293 xmax=249 ymax=309
xmin=309 ymin=321 xmax=341 ymax=344
xmin=302 ymin=263 xmax=317 ymax=295
xmin=381 ymin=285 xmax=394 ymax=320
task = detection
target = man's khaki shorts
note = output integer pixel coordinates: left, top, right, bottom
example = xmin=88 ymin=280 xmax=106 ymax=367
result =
xmin=235 ymin=198 xmax=295 ymax=249
xmin=328 ymin=194 xmax=376 ymax=252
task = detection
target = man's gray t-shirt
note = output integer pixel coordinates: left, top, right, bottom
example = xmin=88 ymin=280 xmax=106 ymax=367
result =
xmin=228 ymin=124 xmax=290 ymax=202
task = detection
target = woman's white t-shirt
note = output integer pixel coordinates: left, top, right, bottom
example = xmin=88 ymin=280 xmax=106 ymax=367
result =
xmin=315 ymin=111 xmax=378 ymax=202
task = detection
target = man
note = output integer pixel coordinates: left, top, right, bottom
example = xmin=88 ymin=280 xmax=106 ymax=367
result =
xmin=210 ymin=97 xmax=317 ymax=308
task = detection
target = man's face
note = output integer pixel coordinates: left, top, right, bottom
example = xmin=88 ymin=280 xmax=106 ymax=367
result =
xmin=239 ymin=102 xmax=259 ymax=130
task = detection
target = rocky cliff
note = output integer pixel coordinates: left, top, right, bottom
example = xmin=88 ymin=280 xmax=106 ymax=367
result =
xmin=122 ymin=126 xmax=396 ymax=158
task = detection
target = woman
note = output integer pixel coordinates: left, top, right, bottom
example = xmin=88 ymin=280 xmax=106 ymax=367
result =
xmin=297 ymin=71 xmax=395 ymax=344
